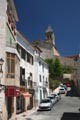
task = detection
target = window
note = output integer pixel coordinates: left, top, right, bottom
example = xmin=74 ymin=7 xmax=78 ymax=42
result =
xmin=42 ymin=64 xmax=44 ymax=72
xmin=28 ymin=76 xmax=30 ymax=86
xmin=6 ymin=53 xmax=16 ymax=78
xmin=21 ymin=48 xmax=26 ymax=60
xmin=28 ymin=73 xmax=33 ymax=87
xmin=27 ymin=52 xmax=33 ymax=65
xmin=39 ymin=61 xmax=41 ymax=66
xmin=39 ymin=75 xmax=41 ymax=82
xmin=20 ymin=67 xmax=25 ymax=86
xmin=46 ymin=77 xmax=48 ymax=84
xmin=16 ymin=44 xmax=21 ymax=56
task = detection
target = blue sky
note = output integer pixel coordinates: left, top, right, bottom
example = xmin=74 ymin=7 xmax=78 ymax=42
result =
xmin=14 ymin=0 xmax=80 ymax=56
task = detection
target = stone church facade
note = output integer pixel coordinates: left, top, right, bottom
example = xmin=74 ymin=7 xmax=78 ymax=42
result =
xmin=32 ymin=26 xmax=60 ymax=60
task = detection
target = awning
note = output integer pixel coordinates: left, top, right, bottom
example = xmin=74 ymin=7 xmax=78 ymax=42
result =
xmin=21 ymin=92 xmax=32 ymax=97
xmin=5 ymin=87 xmax=20 ymax=97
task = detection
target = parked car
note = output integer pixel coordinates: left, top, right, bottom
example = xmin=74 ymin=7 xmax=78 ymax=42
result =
xmin=59 ymin=84 xmax=67 ymax=90
xmin=38 ymin=98 xmax=53 ymax=111
xmin=51 ymin=93 xmax=61 ymax=101
xmin=47 ymin=95 xmax=57 ymax=105
xmin=59 ymin=87 xmax=66 ymax=94
xmin=63 ymin=85 xmax=67 ymax=90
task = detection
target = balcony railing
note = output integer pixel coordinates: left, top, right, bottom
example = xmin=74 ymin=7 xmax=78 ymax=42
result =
xmin=43 ymin=81 xmax=48 ymax=87
xmin=27 ymin=80 xmax=37 ymax=89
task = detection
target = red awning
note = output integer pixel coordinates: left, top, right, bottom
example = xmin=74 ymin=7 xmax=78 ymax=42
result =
xmin=21 ymin=92 xmax=32 ymax=97
xmin=5 ymin=87 xmax=20 ymax=97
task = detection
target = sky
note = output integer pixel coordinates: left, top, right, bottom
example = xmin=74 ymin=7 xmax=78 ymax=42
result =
xmin=14 ymin=0 xmax=80 ymax=56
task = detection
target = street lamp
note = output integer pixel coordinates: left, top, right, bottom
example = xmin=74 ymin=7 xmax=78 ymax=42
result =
xmin=0 ymin=58 xmax=4 ymax=89
xmin=0 ymin=58 xmax=4 ymax=72
xmin=0 ymin=58 xmax=4 ymax=120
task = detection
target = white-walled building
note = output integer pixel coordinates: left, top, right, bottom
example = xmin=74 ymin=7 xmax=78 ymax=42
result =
xmin=34 ymin=46 xmax=49 ymax=106
xmin=16 ymin=32 xmax=49 ymax=108
xmin=16 ymin=31 xmax=35 ymax=111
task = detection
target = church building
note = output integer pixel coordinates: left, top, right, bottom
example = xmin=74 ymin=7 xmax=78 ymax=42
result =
xmin=32 ymin=26 xmax=60 ymax=59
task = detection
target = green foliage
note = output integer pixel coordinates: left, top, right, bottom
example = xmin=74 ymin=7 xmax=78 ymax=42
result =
xmin=49 ymin=79 xmax=54 ymax=90
xmin=45 ymin=58 xmax=54 ymax=78
xmin=45 ymin=58 xmax=63 ymax=80
xmin=53 ymin=58 xmax=63 ymax=79
xmin=45 ymin=58 xmax=73 ymax=90
xmin=45 ymin=58 xmax=63 ymax=89
xmin=52 ymin=80 xmax=60 ymax=90
xmin=62 ymin=78 xmax=70 ymax=84
xmin=49 ymin=79 xmax=60 ymax=90
xmin=62 ymin=65 xmax=73 ymax=74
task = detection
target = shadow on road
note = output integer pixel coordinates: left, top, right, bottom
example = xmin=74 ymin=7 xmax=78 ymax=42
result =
xmin=66 ymin=86 xmax=80 ymax=97
xmin=61 ymin=112 xmax=80 ymax=120
xmin=26 ymin=118 xmax=33 ymax=120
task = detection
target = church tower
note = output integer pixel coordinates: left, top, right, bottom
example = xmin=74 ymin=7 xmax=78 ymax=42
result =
xmin=45 ymin=26 xmax=55 ymax=45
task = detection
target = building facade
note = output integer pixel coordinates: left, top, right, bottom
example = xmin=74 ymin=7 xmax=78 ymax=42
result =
xmin=16 ymin=31 xmax=49 ymax=109
xmin=0 ymin=0 xmax=19 ymax=119
xmin=0 ymin=1 xmax=50 ymax=119
xmin=16 ymin=31 xmax=34 ymax=113
xmin=34 ymin=49 xmax=49 ymax=106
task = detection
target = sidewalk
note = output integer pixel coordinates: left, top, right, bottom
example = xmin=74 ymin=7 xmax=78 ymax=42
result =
xmin=10 ymin=107 xmax=37 ymax=120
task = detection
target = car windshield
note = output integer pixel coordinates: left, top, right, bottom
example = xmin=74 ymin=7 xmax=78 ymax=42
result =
xmin=40 ymin=99 xmax=50 ymax=103
xmin=60 ymin=88 xmax=64 ymax=90
xmin=47 ymin=96 xmax=54 ymax=99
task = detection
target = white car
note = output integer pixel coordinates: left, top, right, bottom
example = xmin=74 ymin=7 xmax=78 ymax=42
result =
xmin=59 ymin=87 xmax=66 ymax=94
xmin=51 ymin=93 xmax=61 ymax=101
xmin=59 ymin=84 xmax=67 ymax=90
xmin=47 ymin=95 xmax=57 ymax=105
xmin=38 ymin=98 xmax=52 ymax=111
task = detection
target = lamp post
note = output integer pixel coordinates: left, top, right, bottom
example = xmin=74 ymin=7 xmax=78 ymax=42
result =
xmin=0 ymin=58 xmax=4 ymax=86
xmin=0 ymin=58 xmax=4 ymax=120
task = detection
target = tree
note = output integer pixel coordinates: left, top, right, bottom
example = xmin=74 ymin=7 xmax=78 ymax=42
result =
xmin=45 ymin=58 xmax=63 ymax=89
xmin=45 ymin=58 xmax=74 ymax=90
xmin=53 ymin=58 xmax=63 ymax=80
xmin=45 ymin=58 xmax=54 ymax=79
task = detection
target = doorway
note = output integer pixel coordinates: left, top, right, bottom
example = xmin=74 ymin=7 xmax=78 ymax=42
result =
xmin=7 ymin=97 xmax=13 ymax=119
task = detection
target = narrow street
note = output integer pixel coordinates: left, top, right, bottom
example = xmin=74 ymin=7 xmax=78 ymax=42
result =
xmin=24 ymin=95 xmax=80 ymax=120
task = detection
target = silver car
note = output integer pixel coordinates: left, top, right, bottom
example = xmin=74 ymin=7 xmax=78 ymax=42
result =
xmin=51 ymin=93 xmax=61 ymax=101
xmin=59 ymin=87 xmax=66 ymax=94
xmin=38 ymin=98 xmax=52 ymax=111
xmin=47 ymin=96 xmax=57 ymax=105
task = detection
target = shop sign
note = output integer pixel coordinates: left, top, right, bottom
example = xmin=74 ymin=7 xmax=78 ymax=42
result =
xmin=5 ymin=87 xmax=20 ymax=97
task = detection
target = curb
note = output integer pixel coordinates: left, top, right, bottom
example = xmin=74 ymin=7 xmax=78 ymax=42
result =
xmin=9 ymin=108 xmax=37 ymax=120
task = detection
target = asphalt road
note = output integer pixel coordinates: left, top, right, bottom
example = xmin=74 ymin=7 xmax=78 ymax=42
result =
xmin=25 ymin=95 xmax=80 ymax=120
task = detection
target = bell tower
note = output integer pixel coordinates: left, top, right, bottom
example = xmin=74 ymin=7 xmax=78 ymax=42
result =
xmin=45 ymin=26 xmax=55 ymax=45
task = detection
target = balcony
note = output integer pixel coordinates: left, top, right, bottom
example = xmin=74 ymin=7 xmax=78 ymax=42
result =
xmin=27 ymin=80 xmax=37 ymax=88
xmin=43 ymin=81 xmax=49 ymax=87
xmin=27 ymin=81 xmax=35 ymax=95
